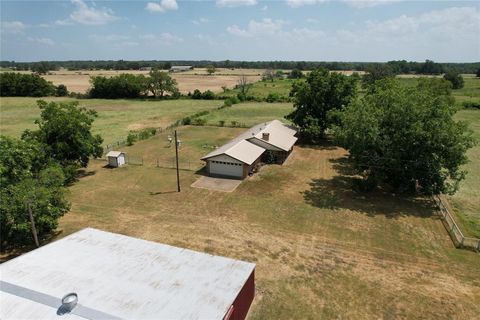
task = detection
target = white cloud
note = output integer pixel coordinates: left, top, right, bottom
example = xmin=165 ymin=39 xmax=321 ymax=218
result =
xmin=192 ymin=18 xmax=210 ymax=25
xmin=216 ymin=0 xmax=257 ymax=8
xmin=146 ymin=0 xmax=178 ymax=13
xmin=28 ymin=37 xmax=55 ymax=45
xmin=1 ymin=21 xmax=27 ymax=34
xmin=286 ymin=0 xmax=328 ymax=8
xmin=342 ymin=0 xmax=400 ymax=9
xmin=261 ymin=5 xmax=268 ymax=11
xmin=56 ymin=0 xmax=117 ymax=26
xmin=227 ymin=18 xmax=287 ymax=37
xmin=90 ymin=34 xmax=130 ymax=42
xmin=140 ymin=32 xmax=183 ymax=44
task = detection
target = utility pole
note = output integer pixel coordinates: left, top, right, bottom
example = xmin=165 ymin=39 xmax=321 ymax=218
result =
xmin=27 ymin=201 xmax=39 ymax=247
xmin=174 ymin=130 xmax=180 ymax=192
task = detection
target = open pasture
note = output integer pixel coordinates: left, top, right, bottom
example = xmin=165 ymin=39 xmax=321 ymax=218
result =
xmin=0 ymin=97 xmax=223 ymax=145
xmin=56 ymin=125 xmax=480 ymax=319
xmin=7 ymin=69 xmax=262 ymax=94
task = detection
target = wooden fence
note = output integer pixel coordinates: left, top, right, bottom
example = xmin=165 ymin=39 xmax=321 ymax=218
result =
xmin=433 ymin=195 xmax=480 ymax=251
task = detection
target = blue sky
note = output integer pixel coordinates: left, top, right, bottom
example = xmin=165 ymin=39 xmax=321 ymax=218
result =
xmin=1 ymin=0 xmax=479 ymax=62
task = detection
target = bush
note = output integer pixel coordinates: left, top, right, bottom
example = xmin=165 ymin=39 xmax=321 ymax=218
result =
xmin=266 ymin=93 xmax=280 ymax=103
xmin=219 ymin=120 xmax=225 ymax=127
xmin=192 ymin=118 xmax=207 ymax=126
xmin=89 ymin=74 xmax=146 ymax=99
xmin=55 ymin=84 xmax=69 ymax=97
xmin=127 ymin=133 xmax=137 ymax=146
xmin=443 ymin=72 xmax=464 ymax=89
xmin=463 ymin=101 xmax=480 ymax=109
xmin=192 ymin=89 xmax=202 ymax=99
xmin=201 ymin=90 xmax=215 ymax=100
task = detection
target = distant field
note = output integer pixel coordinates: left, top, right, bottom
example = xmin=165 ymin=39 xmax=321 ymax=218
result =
xmin=4 ymin=69 xmax=262 ymax=94
xmin=450 ymin=109 xmax=480 ymax=238
xmin=53 ymin=125 xmax=480 ymax=319
xmin=198 ymin=102 xmax=293 ymax=127
xmin=0 ymin=97 xmax=223 ymax=145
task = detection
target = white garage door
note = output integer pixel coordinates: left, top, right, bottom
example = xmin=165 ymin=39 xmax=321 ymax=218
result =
xmin=209 ymin=160 xmax=243 ymax=178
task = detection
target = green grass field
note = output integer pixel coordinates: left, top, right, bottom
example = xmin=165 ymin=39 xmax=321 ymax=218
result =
xmin=0 ymin=97 xmax=223 ymax=145
xmin=223 ymin=78 xmax=297 ymax=100
xmin=198 ymin=102 xmax=293 ymax=127
xmin=450 ymin=109 xmax=480 ymax=237
xmin=55 ymin=125 xmax=480 ymax=319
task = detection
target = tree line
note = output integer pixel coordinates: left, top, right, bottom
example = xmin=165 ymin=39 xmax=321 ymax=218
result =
xmin=2 ymin=59 xmax=479 ymax=74
xmin=1 ymin=101 xmax=103 ymax=248
xmin=287 ymin=68 xmax=475 ymax=195
xmin=0 ymin=73 xmax=68 ymax=97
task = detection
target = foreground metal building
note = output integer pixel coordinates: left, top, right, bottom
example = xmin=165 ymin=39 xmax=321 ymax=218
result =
xmin=0 ymin=228 xmax=255 ymax=320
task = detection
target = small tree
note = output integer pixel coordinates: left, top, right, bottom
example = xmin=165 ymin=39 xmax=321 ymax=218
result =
xmin=206 ymin=65 xmax=216 ymax=75
xmin=362 ymin=64 xmax=396 ymax=88
xmin=476 ymin=68 xmax=480 ymax=78
xmin=334 ymin=78 xmax=475 ymax=194
xmin=443 ymin=72 xmax=464 ymax=89
xmin=262 ymin=69 xmax=275 ymax=82
xmin=147 ymin=69 xmax=179 ymax=98
xmin=22 ymin=100 xmax=103 ymax=182
xmin=237 ymin=75 xmax=251 ymax=101
xmin=288 ymin=69 xmax=303 ymax=79
xmin=286 ymin=68 xmax=357 ymax=141
xmin=55 ymin=84 xmax=68 ymax=96
xmin=0 ymin=136 xmax=70 ymax=247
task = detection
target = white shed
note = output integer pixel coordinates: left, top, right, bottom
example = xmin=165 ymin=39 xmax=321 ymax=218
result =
xmin=106 ymin=151 xmax=126 ymax=167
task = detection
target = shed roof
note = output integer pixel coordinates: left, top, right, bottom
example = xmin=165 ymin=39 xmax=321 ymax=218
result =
xmin=105 ymin=151 xmax=124 ymax=158
xmin=201 ymin=120 xmax=297 ymax=163
xmin=0 ymin=228 xmax=255 ymax=320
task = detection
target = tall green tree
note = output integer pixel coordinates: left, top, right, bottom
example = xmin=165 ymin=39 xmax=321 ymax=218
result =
xmin=206 ymin=65 xmax=216 ymax=75
xmin=22 ymin=100 xmax=103 ymax=181
xmin=146 ymin=69 xmax=179 ymax=98
xmin=334 ymin=78 xmax=475 ymax=195
xmin=286 ymin=68 xmax=357 ymax=141
xmin=0 ymin=136 xmax=70 ymax=247
xmin=362 ymin=64 xmax=396 ymax=88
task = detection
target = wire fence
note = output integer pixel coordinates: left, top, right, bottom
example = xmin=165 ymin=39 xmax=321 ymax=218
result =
xmin=433 ymin=195 xmax=480 ymax=251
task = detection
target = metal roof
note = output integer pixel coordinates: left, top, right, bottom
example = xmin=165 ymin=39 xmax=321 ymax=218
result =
xmin=249 ymin=120 xmax=298 ymax=152
xmin=201 ymin=120 xmax=297 ymax=163
xmin=0 ymin=228 xmax=255 ymax=320
xmin=105 ymin=151 xmax=124 ymax=158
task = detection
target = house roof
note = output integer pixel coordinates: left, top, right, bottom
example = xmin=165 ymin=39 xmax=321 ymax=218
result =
xmin=249 ymin=120 xmax=298 ymax=152
xmin=201 ymin=120 xmax=297 ymax=164
xmin=0 ymin=228 xmax=255 ymax=320
xmin=105 ymin=151 xmax=124 ymax=158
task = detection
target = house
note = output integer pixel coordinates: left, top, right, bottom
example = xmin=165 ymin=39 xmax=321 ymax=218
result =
xmin=169 ymin=65 xmax=193 ymax=73
xmin=106 ymin=151 xmax=125 ymax=167
xmin=201 ymin=120 xmax=297 ymax=179
xmin=0 ymin=228 xmax=256 ymax=320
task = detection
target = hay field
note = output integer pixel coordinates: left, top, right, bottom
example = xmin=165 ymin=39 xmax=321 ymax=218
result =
xmin=55 ymin=126 xmax=480 ymax=319
xmin=9 ymin=69 xmax=262 ymax=94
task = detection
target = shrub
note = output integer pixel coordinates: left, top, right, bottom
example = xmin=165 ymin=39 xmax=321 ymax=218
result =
xmin=55 ymin=84 xmax=69 ymax=97
xmin=266 ymin=93 xmax=280 ymax=103
xmin=219 ymin=120 xmax=225 ymax=127
xmin=192 ymin=89 xmax=202 ymax=99
xmin=182 ymin=116 xmax=191 ymax=125
xmin=192 ymin=118 xmax=207 ymax=126
xmin=463 ymin=101 xmax=480 ymax=109
xmin=231 ymin=121 xmax=238 ymax=127
xmin=443 ymin=72 xmax=464 ymax=90
xmin=0 ymin=72 xmax=56 ymax=97
xmin=201 ymin=90 xmax=215 ymax=100
xmin=127 ymin=133 xmax=137 ymax=146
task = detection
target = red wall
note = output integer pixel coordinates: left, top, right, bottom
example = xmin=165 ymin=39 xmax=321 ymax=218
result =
xmin=224 ymin=269 xmax=255 ymax=320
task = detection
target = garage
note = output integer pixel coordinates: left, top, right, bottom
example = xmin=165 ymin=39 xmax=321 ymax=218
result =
xmin=209 ymin=159 xmax=243 ymax=178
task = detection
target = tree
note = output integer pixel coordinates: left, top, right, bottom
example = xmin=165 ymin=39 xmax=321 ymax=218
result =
xmin=334 ymin=78 xmax=475 ymax=195
xmin=286 ymin=68 xmax=357 ymax=141
xmin=418 ymin=59 xmax=443 ymax=75
xmin=55 ymin=84 xmax=68 ymax=96
xmin=22 ymin=100 xmax=103 ymax=181
xmin=0 ymin=136 xmax=70 ymax=247
xmin=476 ymin=69 xmax=480 ymax=78
xmin=0 ymin=73 xmax=56 ymax=97
xmin=31 ymin=61 xmax=56 ymax=75
xmin=89 ymin=74 xmax=147 ymax=99
xmin=146 ymin=69 xmax=179 ymax=98
xmin=206 ymin=65 xmax=216 ymax=75
xmin=443 ymin=72 xmax=464 ymax=89
xmin=362 ymin=64 xmax=396 ymax=88
xmin=262 ymin=69 xmax=275 ymax=82
xmin=237 ymin=75 xmax=252 ymax=101
xmin=288 ymin=69 xmax=303 ymax=79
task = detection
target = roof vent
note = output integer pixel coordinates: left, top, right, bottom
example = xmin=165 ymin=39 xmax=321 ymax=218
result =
xmin=59 ymin=293 xmax=78 ymax=314
xmin=262 ymin=132 xmax=270 ymax=141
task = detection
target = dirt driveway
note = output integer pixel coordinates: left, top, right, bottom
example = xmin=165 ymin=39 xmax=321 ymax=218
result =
xmin=191 ymin=176 xmax=242 ymax=192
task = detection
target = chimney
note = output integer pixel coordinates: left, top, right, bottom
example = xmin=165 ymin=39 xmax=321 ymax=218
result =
xmin=262 ymin=132 xmax=270 ymax=141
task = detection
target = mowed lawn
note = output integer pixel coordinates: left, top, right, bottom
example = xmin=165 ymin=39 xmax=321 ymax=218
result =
xmin=450 ymin=109 xmax=480 ymax=237
xmin=58 ymin=126 xmax=480 ymax=320
xmin=0 ymin=97 xmax=223 ymax=145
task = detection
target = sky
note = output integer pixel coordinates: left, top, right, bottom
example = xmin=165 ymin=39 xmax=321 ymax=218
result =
xmin=1 ymin=0 xmax=479 ymax=62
